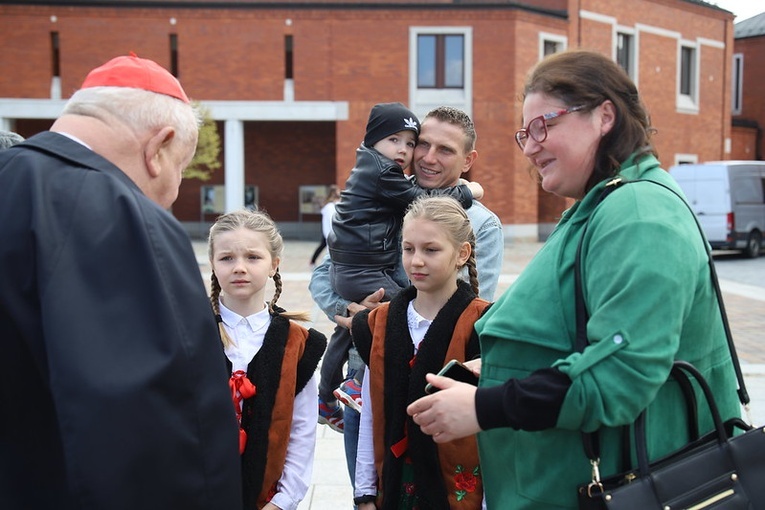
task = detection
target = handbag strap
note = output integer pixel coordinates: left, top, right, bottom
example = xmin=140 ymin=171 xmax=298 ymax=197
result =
xmin=574 ymin=177 xmax=751 ymax=461
xmin=632 ymin=361 xmax=732 ymax=477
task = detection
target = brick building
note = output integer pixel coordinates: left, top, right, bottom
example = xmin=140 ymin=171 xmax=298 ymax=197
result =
xmin=731 ymin=11 xmax=765 ymax=161
xmin=0 ymin=0 xmax=735 ymax=240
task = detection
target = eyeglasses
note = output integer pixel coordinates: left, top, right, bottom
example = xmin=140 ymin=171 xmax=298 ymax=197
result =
xmin=514 ymin=105 xmax=586 ymax=150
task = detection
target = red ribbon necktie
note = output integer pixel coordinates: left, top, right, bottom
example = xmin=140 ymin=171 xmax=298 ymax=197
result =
xmin=229 ymin=370 xmax=256 ymax=454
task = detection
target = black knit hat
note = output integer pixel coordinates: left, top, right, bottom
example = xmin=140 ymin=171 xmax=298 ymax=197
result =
xmin=363 ymin=102 xmax=420 ymax=148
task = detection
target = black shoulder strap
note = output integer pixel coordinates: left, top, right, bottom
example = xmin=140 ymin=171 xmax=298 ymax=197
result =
xmin=574 ymin=178 xmax=624 ymax=352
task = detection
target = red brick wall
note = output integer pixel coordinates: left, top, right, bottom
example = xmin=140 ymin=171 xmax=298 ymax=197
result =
xmin=730 ymin=125 xmax=759 ymax=160
xmin=0 ymin=0 xmax=734 ymax=231
xmin=733 ymin=35 xmax=765 ymax=161
xmin=579 ymin=0 xmax=733 ymax=167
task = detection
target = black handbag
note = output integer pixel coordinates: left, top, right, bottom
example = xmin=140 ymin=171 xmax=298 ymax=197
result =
xmin=573 ymin=178 xmax=765 ymax=509
xmin=577 ymin=361 xmax=765 ymax=509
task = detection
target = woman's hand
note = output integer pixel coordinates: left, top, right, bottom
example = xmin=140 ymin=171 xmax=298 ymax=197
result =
xmin=407 ymin=374 xmax=481 ymax=443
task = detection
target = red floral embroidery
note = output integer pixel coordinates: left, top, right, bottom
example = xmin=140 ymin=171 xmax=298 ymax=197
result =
xmin=404 ymin=482 xmax=416 ymax=495
xmin=454 ymin=471 xmax=477 ymax=493
xmin=453 ymin=464 xmax=480 ymax=502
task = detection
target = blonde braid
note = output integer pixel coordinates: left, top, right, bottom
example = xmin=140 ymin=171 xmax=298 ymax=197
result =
xmin=270 ymin=268 xmax=311 ymax=322
xmin=209 ymin=273 xmax=234 ymax=348
xmin=465 ymin=237 xmax=480 ymax=296
xmin=269 ymin=268 xmax=282 ymax=311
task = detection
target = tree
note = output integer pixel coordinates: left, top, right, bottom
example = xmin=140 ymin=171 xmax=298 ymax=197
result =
xmin=183 ymin=102 xmax=221 ymax=181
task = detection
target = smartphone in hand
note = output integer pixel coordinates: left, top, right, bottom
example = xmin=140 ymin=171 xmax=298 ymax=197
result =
xmin=424 ymin=359 xmax=479 ymax=394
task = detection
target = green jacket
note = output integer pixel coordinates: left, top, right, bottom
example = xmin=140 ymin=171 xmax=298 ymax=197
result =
xmin=475 ymin=154 xmax=741 ymax=509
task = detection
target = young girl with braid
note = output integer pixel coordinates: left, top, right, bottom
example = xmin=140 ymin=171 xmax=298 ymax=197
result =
xmin=208 ymin=209 xmax=327 ymax=510
xmin=351 ymin=196 xmax=490 ymax=510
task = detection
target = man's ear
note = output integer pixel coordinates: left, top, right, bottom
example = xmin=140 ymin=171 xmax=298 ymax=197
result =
xmin=462 ymin=149 xmax=478 ymax=175
xmin=144 ymin=126 xmax=176 ymax=178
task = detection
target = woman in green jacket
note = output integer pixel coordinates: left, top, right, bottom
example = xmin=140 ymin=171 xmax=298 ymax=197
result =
xmin=407 ymin=49 xmax=741 ymax=509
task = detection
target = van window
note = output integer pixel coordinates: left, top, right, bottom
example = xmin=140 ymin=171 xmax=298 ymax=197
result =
xmin=733 ymin=177 xmax=764 ymax=204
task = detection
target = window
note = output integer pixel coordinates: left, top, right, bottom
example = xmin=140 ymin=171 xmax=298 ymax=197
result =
xmin=732 ymin=53 xmax=743 ymax=115
xmin=674 ymin=154 xmax=698 ymax=166
xmin=169 ymin=34 xmax=178 ymax=77
xmin=285 ymin=35 xmax=294 ymax=80
xmin=417 ymin=34 xmax=464 ymax=89
xmin=50 ymin=31 xmax=60 ymax=78
xmin=680 ymin=46 xmax=694 ymax=96
xmin=410 ymin=27 xmax=472 ymax=114
xmin=616 ymin=31 xmax=634 ymax=78
xmin=543 ymin=40 xmax=558 ymax=56
xmin=539 ymin=33 xmax=566 ymax=59
xmin=50 ymin=31 xmax=61 ymax=99
xmin=677 ymin=42 xmax=699 ymax=112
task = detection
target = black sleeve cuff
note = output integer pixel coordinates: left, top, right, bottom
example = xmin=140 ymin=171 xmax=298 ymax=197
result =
xmin=475 ymin=367 xmax=571 ymax=431
xmin=354 ymin=494 xmax=377 ymax=505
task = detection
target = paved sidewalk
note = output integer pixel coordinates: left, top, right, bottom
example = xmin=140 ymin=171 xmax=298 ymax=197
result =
xmin=194 ymin=239 xmax=765 ymax=509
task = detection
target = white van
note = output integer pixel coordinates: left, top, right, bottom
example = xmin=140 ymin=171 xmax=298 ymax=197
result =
xmin=669 ymin=161 xmax=765 ymax=258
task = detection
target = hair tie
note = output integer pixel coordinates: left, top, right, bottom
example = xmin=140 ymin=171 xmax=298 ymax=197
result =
xmin=215 ymin=314 xmax=223 ymax=323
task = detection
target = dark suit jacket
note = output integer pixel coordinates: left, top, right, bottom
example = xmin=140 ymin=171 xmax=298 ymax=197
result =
xmin=0 ymin=132 xmax=242 ymax=509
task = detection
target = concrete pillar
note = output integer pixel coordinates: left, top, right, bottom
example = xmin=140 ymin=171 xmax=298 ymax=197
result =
xmin=224 ymin=119 xmax=245 ymax=212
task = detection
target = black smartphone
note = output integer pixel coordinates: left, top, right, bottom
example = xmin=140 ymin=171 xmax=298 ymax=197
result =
xmin=424 ymin=359 xmax=479 ymax=394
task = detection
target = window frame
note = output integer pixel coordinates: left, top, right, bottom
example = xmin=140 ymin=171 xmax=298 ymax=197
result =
xmin=677 ymin=40 xmax=699 ymax=113
xmin=409 ymin=26 xmax=472 ymax=114
xmin=615 ymin=28 xmax=637 ymax=80
xmin=674 ymin=153 xmax=698 ymax=166
xmin=732 ymin=52 xmax=743 ymax=115
xmin=538 ymin=32 xmax=567 ymax=59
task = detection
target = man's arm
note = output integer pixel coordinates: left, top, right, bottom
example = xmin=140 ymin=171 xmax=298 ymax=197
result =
xmin=469 ymin=202 xmax=504 ymax=301
xmin=308 ymin=254 xmax=385 ymax=328
xmin=309 ymin=254 xmax=352 ymax=321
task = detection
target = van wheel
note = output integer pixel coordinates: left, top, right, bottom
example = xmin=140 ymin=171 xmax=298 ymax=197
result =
xmin=743 ymin=231 xmax=761 ymax=258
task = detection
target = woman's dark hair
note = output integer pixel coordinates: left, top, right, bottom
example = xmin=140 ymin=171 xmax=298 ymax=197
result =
xmin=522 ymin=49 xmax=658 ymax=193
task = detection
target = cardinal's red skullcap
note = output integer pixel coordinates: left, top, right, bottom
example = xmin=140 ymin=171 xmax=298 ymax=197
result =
xmin=80 ymin=52 xmax=189 ymax=103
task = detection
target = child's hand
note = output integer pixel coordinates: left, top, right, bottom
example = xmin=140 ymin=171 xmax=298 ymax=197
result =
xmin=262 ymin=502 xmax=282 ymax=510
xmin=467 ymin=181 xmax=484 ymax=200
xmin=463 ymin=358 xmax=482 ymax=376
xmin=358 ymin=502 xmax=377 ymax=510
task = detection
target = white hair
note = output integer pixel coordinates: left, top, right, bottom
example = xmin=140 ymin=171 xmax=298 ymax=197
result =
xmin=0 ymin=130 xmax=24 ymax=149
xmin=62 ymin=86 xmax=201 ymax=148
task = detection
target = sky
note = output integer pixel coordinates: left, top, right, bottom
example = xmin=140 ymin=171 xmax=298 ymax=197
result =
xmin=708 ymin=0 xmax=764 ymax=23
